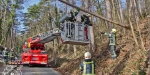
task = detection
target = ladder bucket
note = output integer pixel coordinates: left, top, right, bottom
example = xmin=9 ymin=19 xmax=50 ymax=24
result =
xmin=61 ymin=22 xmax=90 ymax=45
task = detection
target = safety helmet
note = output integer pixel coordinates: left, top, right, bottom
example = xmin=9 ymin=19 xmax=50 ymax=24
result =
xmin=4 ymin=47 xmax=7 ymax=50
xmin=72 ymin=8 xmax=79 ymax=13
xmin=73 ymin=9 xmax=77 ymax=12
xmin=25 ymin=42 xmax=27 ymax=45
xmin=112 ymin=28 xmax=116 ymax=33
xmin=84 ymin=52 xmax=91 ymax=59
xmin=86 ymin=13 xmax=90 ymax=17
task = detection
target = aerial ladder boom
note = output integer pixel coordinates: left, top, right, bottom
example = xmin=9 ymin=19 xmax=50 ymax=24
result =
xmin=28 ymin=12 xmax=91 ymax=45
xmin=29 ymin=29 xmax=61 ymax=44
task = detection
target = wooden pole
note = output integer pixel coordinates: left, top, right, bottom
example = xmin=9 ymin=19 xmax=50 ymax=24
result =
xmin=58 ymin=0 xmax=130 ymax=29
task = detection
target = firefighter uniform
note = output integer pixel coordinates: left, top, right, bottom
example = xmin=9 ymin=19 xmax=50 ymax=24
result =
xmin=2 ymin=48 xmax=9 ymax=64
xmin=79 ymin=52 xmax=95 ymax=75
xmin=81 ymin=14 xmax=92 ymax=26
xmin=69 ymin=9 xmax=79 ymax=22
xmin=66 ymin=9 xmax=79 ymax=38
xmin=101 ymin=28 xmax=117 ymax=59
xmin=9 ymin=50 xmax=15 ymax=62
xmin=81 ymin=13 xmax=92 ymax=40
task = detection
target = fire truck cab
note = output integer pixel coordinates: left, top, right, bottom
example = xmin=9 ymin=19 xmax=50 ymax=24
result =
xmin=22 ymin=37 xmax=48 ymax=66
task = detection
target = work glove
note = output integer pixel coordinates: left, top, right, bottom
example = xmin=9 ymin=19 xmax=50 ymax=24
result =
xmin=100 ymin=32 xmax=105 ymax=34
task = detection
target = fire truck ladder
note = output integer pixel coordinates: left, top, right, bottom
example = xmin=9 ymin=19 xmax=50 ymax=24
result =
xmin=30 ymin=12 xmax=91 ymax=45
xmin=59 ymin=13 xmax=90 ymax=45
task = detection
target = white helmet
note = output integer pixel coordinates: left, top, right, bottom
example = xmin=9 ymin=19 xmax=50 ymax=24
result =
xmin=25 ymin=42 xmax=27 ymax=45
xmin=112 ymin=28 xmax=116 ymax=33
xmin=84 ymin=52 xmax=91 ymax=59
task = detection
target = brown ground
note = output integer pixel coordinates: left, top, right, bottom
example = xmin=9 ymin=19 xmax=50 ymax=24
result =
xmin=51 ymin=18 xmax=149 ymax=75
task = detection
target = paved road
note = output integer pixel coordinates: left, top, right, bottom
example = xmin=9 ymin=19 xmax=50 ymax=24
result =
xmin=0 ymin=66 xmax=6 ymax=75
xmin=0 ymin=55 xmax=62 ymax=75
xmin=21 ymin=66 xmax=62 ymax=75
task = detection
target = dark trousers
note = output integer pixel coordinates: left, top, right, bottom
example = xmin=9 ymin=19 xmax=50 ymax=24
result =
xmin=110 ymin=45 xmax=117 ymax=59
xmin=10 ymin=57 xmax=15 ymax=62
xmin=66 ymin=23 xmax=74 ymax=38
xmin=3 ymin=56 xmax=8 ymax=63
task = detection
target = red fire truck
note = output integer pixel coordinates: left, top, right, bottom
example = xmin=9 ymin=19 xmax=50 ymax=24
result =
xmin=9 ymin=12 xmax=91 ymax=66
xmin=22 ymin=37 xmax=48 ymax=66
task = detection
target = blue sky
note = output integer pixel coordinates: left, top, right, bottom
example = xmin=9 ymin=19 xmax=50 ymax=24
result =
xmin=22 ymin=0 xmax=40 ymax=13
xmin=17 ymin=0 xmax=40 ymax=34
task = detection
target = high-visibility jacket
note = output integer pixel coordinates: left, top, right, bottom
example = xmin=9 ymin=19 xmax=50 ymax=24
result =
xmin=104 ymin=33 xmax=116 ymax=45
xmin=80 ymin=59 xmax=95 ymax=75
xmin=2 ymin=50 xmax=8 ymax=57
xmin=9 ymin=51 xmax=15 ymax=58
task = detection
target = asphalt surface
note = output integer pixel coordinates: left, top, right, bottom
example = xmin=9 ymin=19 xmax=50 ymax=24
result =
xmin=0 ymin=66 xmax=6 ymax=75
xmin=0 ymin=54 xmax=62 ymax=75
xmin=21 ymin=66 xmax=62 ymax=75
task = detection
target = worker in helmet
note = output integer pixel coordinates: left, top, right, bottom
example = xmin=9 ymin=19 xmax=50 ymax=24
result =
xmin=79 ymin=52 xmax=95 ymax=75
xmin=81 ymin=13 xmax=92 ymax=26
xmin=100 ymin=28 xmax=117 ymax=59
xmin=66 ymin=8 xmax=79 ymax=38
xmin=2 ymin=47 xmax=9 ymax=64
xmin=81 ymin=13 xmax=92 ymax=40
xmin=9 ymin=48 xmax=15 ymax=62
xmin=68 ymin=8 xmax=79 ymax=22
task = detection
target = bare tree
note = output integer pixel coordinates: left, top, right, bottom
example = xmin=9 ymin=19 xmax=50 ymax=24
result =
xmin=127 ymin=0 xmax=139 ymax=46
xmin=72 ymin=0 xmax=77 ymax=56
xmin=105 ymin=0 xmax=113 ymax=31
xmin=133 ymin=0 xmax=145 ymax=50
xmin=117 ymin=0 xmax=125 ymax=33
xmin=84 ymin=0 xmax=95 ymax=52
xmin=135 ymin=0 xmax=143 ymax=18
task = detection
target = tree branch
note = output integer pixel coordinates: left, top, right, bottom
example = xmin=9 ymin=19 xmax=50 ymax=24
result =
xmin=58 ymin=0 xmax=130 ymax=29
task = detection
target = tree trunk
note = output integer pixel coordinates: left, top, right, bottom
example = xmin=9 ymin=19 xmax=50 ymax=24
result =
xmin=72 ymin=0 xmax=77 ymax=56
xmin=148 ymin=15 xmax=150 ymax=42
xmin=127 ymin=0 xmax=139 ymax=46
xmin=105 ymin=0 xmax=113 ymax=31
xmin=73 ymin=45 xmax=76 ymax=56
xmin=144 ymin=0 xmax=150 ymax=16
xmin=85 ymin=0 xmax=95 ymax=52
xmin=118 ymin=0 xmax=125 ymax=34
xmin=111 ymin=0 xmax=115 ymax=21
xmin=133 ymin=0 xmax=145 ymax=50
xmin=3 ymin=1 xmax=7 ymax=47
xmin=67 ymin=44 xmax=70 ymax=54
xmin=135 ymin=0 xmax=143 ymax=18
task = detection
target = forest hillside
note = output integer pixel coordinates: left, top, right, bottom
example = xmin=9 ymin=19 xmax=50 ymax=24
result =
xmin=0 ymin=0 xmax=149 ymax=75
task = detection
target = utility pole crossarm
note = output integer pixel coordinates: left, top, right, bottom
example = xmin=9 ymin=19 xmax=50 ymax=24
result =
xmin=58 ymin=0 xmax=130 ymax=29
